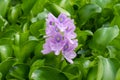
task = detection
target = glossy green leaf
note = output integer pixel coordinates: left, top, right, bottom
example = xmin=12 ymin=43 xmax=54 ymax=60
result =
xmin=29 ymin=59 xmax=45 ymax=78
xmin=113 ymin=4 xmax=120 ymax=16
xmin=111 ymin=16 xmax=120 ymax=28
xmin=97 ymin=56 xmax=120 ymax=80
xmin=20 ymin=40 xmax=38 ymax=62
xmin=44 ymin=53 xmax=61 ymax=68
xmin=30 ymin=66 xmax=68 ymax=80
xmin=109 ymin=32 xmax=120 ymax=51
xmin=87 ymin=66 xmax=97 ymax=80
xmin=111 ymin=4 xmax=120 ymax=27
xmin=115 ymin=68 xmax=120 ymax=80
xmin=45 ymin=2 xmax=70 ymax=17
xmin=21 ymin=0 xmax=37 ymax=15
xmin=0 ymin=0 xmax=10 ymax=17
xmin=55 ymin=0 xmax=74 ymax=14
xmin=76 ymin=28 xmax=93 ymax=44
xmin=0 ymin=30 xmax=16 ymax=39
xmin=0 ymin=45 xmax=13 ymax=61
xmin=31 ymin=0 xmax=48 ymax=16
xmin=0 ymin=15 xmax=7 ymax=31
xmin=13 ymin=31 xmax=29 ymax=46
xmin=0 ymin=72 xmax=2 ymax=80
xmin=31 ymin=9 xmax=48 ymax=23
xmin=78 ymin=4 xmax=102 ymax=26
xmin=20 ymin=31 xmax=29 ymax=45
xmin=89 ymin=25 xmax=119 ymax=50
xmin=14 ymin=33 xmax=20 ymax=46
xmin=0 ymin=16 xmax=5 ymax=31
xmin=34 ymin=41 xmax=44 ymax=57
xmin=62 ymin=72 xmax=76 ymax=80
xmin=30 ymin=20 xmax=45 ymax=37
xmin=91 ymin=0 xmax=116 ymax=8
xmin=0 ymin=38 xmax=12 ymax=45
xmin=13 ymin=32 xmax=38 ymax=62
xmin=0 ymin=58 xmax=16 ymax=79
xmin=6 ymin=64 xmax=29 ymax=80
xmin=8 ymin=4 xmax=22 ymax=23
xmin=107 ymin=46 xmax=116 ymax=58
xmin=62 ymin=63 xmax=83 ymax=80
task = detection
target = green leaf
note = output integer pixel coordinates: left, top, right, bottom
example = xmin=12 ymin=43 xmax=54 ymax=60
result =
xmin=0 ymin=15 xmax=7 ymax=31
xmin=75 ymin=28 xmax=93 ymax=44
xmin=113 ymin=4 xmax=120 ymax=16
xmin=20 ymin=40 xmax=38 ymax=62
xmin=55 ymin=0 xmax=74 ymax=15
xmin=8 ymin=4 xmax=22 ymax=23
xmin=78 ymin=4 xmax=102 ymax=26
xmin=0 ymin=0 xmax=10 ymax=17
xmin=29 ymin=59 xmax=45 ymax=78
xmin=34 ymin=41 xmax=44 ymax=57
xmin=44 ymin=53 xmax=60 ymax=68
xmin=62 ymin=64 xmax=80 ymax=75
xmin=20 ymin=31 xmax=29 ymax=45
xmin=62 ymin=63 xmax=82 ymax=80
xmin=0 ymin=72 xmax=2 ymax=80
xmin=30 ymin=66 xmax=68 ymax=80
xmin=31 ymin=0 xmax=48 ymax=16
xmin=6 ymin=64 xmax=29 ymax=80
xmin=89 ymin=25 xmax=119 ymax=51
xmin=91 ymin=0 xmax=116 ymax=8
xmin=96 ymin=56 xmax=120 ymax=80
xmin=21 ymin=0 xmax=37 ymax=15
xmin=14 ymin=33 xmax=20 ymax=46
xmin=0 ymin=38 xmax=12 ymax=45
xmin=31 ymin=9 xmax=48 ymax=23
xmin=62 ymin=72 xmax=76 ymax=80
xmin=87 ymin=66 xmax=98 ymax=80
xmin=0 ymin=58 xmax=16 ymax=79
xmin=111 ymin=4 xmax=120 ymax=27
xmin=13 ymin=31 xmax=29 ymax=46
xmin=111 ymin=16 xmax=120 ymax=28
xmin=30 ymin=20 xmax=45 ymax=37
xmin=45 ymin=2 xmax=70 ymax=17
xmin=0 ymin=30 xmax=16 ymax=38
xmin=0 ymin=45 xmax=13 ymax=61
xmin=13 ymin=32 xmax=38 ymax=62
xmin=115 ymin=68 xmax=120 ymax=80
xmin=107 ymin=46 xmax=117 ymax=58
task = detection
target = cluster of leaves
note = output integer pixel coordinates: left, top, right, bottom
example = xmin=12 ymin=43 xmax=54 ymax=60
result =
xmin=0 ymin=0 xmax=120 ymax=80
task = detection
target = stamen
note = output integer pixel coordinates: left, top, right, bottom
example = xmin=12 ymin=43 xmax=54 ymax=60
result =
xmin=55 ymin=27 xmax=59 ymax=32
xmin=63 ymin=43 xmax=69 ymax=51
xmin=55 ymin=36 xmax=61 ymax=42
xmin=49 ymin=21 xmax=55 ymax=25
xmin=59 ymin=17 xmax=64 ymax=23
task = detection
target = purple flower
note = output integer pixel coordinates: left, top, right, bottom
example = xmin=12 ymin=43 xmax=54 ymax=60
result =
xmin=62 ymin=39 xmax=78 ymax=64
xmin=46 ymin=13 xmax=59 ymax=36
xmin=57 ymin=13 xmax=74 ymax=32
xmin=49 ymin=33 xmax=66 ymax=55
xmin=41 ymin=13 xmax=78 ymax=64
xmin=41 ymin=39 xmax=52 ymax=54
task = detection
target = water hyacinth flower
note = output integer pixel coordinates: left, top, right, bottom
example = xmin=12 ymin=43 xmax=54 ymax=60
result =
xmin=41 ymin=13 xmax=78 ymax=64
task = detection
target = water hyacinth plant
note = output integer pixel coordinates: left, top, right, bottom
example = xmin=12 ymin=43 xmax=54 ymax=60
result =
xmin=42 ymin=13 xmax=78 ymax=63
xmin=0 ymin=0 xmax=120 ymax=80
